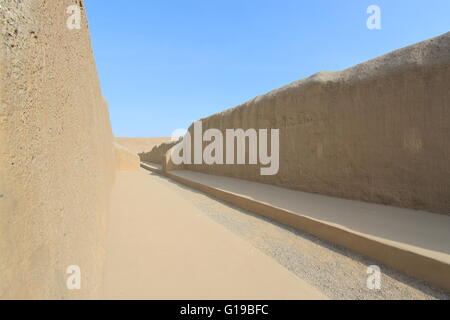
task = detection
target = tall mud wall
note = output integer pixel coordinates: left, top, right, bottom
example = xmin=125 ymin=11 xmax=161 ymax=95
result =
xmin=140 ymin=140 xmax=179 ymax=164
xmin=181 ymin=32 xmax=450 ymax=215
xmin=0 ymin=1 xmax=115 ymax=299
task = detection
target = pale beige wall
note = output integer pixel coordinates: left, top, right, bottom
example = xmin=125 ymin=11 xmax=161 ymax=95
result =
xmin=0 ymin=1 xmax=115 ymax=299
xmin=180 ymin=32 xmax=450 ymax=215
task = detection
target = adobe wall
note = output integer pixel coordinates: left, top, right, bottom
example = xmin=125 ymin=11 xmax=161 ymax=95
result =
xmin=140 ymin=140 xmax=179 ymax=164
xmin=181 ymin=32 xmax=450 ymax=215
xmin=0 ymin=1 xmax=115 ymax=299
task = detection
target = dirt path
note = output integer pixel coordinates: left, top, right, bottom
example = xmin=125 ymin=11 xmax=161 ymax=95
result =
xmin=102 ymin=170 xmax=326 ymax=299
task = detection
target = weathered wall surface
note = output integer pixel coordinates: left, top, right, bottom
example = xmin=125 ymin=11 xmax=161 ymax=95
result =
xmin=115 ymin=143 xmax=140 ymax=172
xmin=0 ymin=1 xmax=115 ymax=299
xmin=140 ymin=140 xmax=179 ymax=164
xmin=180 ymin=32 xmax=450 ymax=215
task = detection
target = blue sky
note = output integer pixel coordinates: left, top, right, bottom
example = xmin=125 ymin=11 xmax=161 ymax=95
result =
xmin=84 ymin=0 xmax=450 ymax=137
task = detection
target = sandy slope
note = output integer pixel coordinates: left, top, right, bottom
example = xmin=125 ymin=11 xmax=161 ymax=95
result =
xmin=103 ymin=170 xmax=326 ymax=300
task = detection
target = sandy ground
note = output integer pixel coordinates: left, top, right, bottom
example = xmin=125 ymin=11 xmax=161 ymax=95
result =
xmin=103 ymin=170 xmax=326 ymax=300
xmin=115 ymin=137 xmax=170 ymax=154
xmin=146 ymin=171 xmax=450 ymax=300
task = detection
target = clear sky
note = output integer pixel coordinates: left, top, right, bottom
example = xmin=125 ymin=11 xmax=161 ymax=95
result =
xmin=84 ymin=0 xmax=450 ymax=137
